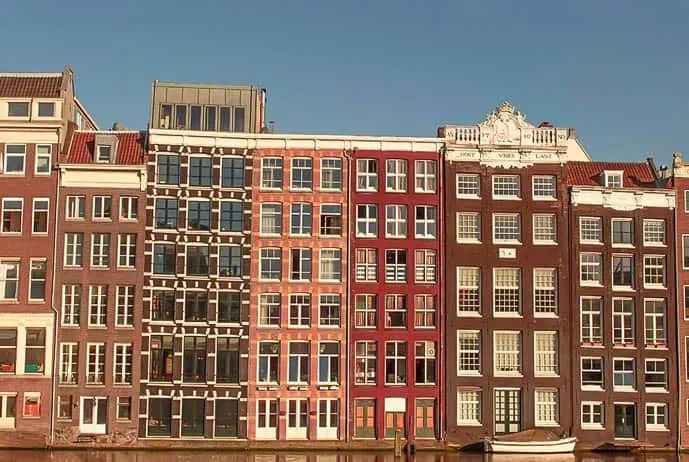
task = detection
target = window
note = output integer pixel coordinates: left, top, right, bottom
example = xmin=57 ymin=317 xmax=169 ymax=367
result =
xmin=684 ymin=236 xmax=689 ymax=269
xmin=532 ymin=175 xmax=556 ymax=199
xmin=643 ymin=220 xmax=665 ymax=246
xmin=221 ymin=157 xmax=245 ymax=188
xmin=613 ymin=358 xmax=635 ymax=390
xmin=355 ymin=399 xmax=376 ymax=438
xmin=643 ymin=255 xmax=665 ymax=287
xmin=319 ymin=294 xmax=341 ymax=327
xmin=219 ymin=107 xmax=230 ymax=131
xmin=385 ymin=205 xmax=407 ymax=238
xmin=183 ymin=337 xmax=206 ymax=382
xmin=415 ymin=160 xmax=437 ymax=193
xmin=581 ymin=297 xmax=602 ymax=344
xmin=289 ymin=248 xmax=311 ymax=281
xmin=186 ymin=245 xmax=209 ymax=276
xmin=117 ymin=397 xmax=132 ymax=421
xmin=415 ymin=205 xmax=437 ymax=238
xmin=29 ymin=259 xmax=46 ymax=301
xmin=533 ymin=214 xmax=556 ymax=243
xmin=22 ymin=393 xmax=40 ymax=418
xmin=64 ymin=233 xmax=84 ymax=267
xmin=580 ymin=217 xmax=602 ymax=243
xmin=61 ymin=284 xmax=81 ymax=326
xmin=604 ymin=171 xmax=623 ymax=188
xmin=645 ymin=359 xmax=667 ymax=391
xmin=456 ymin=213 xmax=480 ymax=242
xmin=385 ymin=249 xmax=407 ymax=283
xmin=534 ymin=268 xmax=557 ymax=315
xmin=414 ymin=249 xmax=436 ymax=283
xmin=534 ymin=331 xmax=558 ymax=376
xmin=644 ymin=299 xmax=666 ymax=346
xmin=456 ymin=174 xmax=480 ymax=198
xmin=88 ymin=285 xmax=108 ymax=327
xmin=355 ymin=248 xmax=377 ymax=282
xmin=581 ymin=402 xmax=603 ymax=428
xmin=612 ymin=255 xmax=634 ymax=288
xmin=2 ymin=198 xmax=22 ymax=233
xmin=287 ymin=341 xmax=309 ymax=383
xmin=612 ymin=219 xmax=634 ymax=245
xmin=261 ymin=157 xmax=283 ymax=189
xmin=116 ymin=286 xmax=135 ymax=326
xmin=414 ymin=295 xmax=436 ymax=328
xmin=581 ymin=357 xmax=603 ymax=389
xmin=386 ymin=159 xmax=407 ymax=192
xmin=59 ymin=343 xmax=78 ymax=384
xmin=96 ymin=145 xmax=112 ymax=163
xmin=215 ymin=399 xmax=239 ymax=437
xmin=86 ymin=343 xmax=106 ymax=384
xmin=218 ymin=245 xmax=242 ymax=277
xmin=119 ymin=197 xmax=137 ymax=221
xmin=66 ymin=196 xmax=85 ymax=220
xmin=35 ymin=145 xmax=51 ymax=174
xmin=580 ymin=253 xmax=602 ymax=285
xmin=187 ymin=200 xmax=211 ymax=231
xmin=57 ymin=395 xmax=72 ymax=420
xmin=385 ymin=295 xmax=407 ymax=328
xmin=234 ymin=107 xmax=245 ymax=132
xmin=492 ymin=213 xmax=520 ymax=242
xmin=259 ymin=248 xmax=282 ymax=281
xmin=259 ymin=294 xmax=280 ymax=326
xmin=355 ymin=341 xmax=376 ymax=384
xmin=147 ymin=398 xmax=172 ymax=436
xmin=355 ymin=294 xmax=376 ymax=328
xmin=184 ymin=291 xmax=208 ymax=322
xmin=7 ymin=102 xmax=29 ymax=117
xmin=457 ymin=267 xmax=480 ymax=315
xmin=0 ymin=329 xmax=16 ymax=373
xmin=318 ymin=342 xmax=339 ymax=384
xmin=289 ymin=294 xmax=310 ymax=327
xmin=291 ymin=157 xmax=313 ymax=190
xmin=217 ymin=292 xmax=241 ymax=323
xmin=457 ymin=391 xmax=481 ymax=425
xmin=256 ymin=399 xmax=278 ymax=437
xmin=320 ymin=158 xmax=342 ymax=190
xmin=0 ymin=261 xmax=18 ymax=301
xmin=156 ymin=154 xmax=180 ymax=185
xmin=24 ymin=328 xmax=45 ymax=373
xmin=258 ymin=342 xmax=279 ymax=383
xmin=290 ymin=203 xmax=312 ymax=236
xmin=155 ymin=198 xmax=178 ymax=229
xmin=220 ymin=200 xmax=243 ymax=232
xmin=494 ymin=331 xmax=521 ymax=375
xmin=385 ymin=341 xmax=407 ymax=384
xmin=3 ymin=145 xmax=25 ymax=174
xmin=320 ymin=204 xmax=342 ymax=236
xmin=415 ymin=341 xmax=436 ymax=384
xmin=319 ymin=249 xmax=341 ymax=282
xmin=153 ymin=244 xmax=176 ymax=274
xmin=118 ymin=234 xmax=137 ymax=268
xmin=535 ymin=389 xmax=559 ymax=426
xmin=38 ymin=102 xmax=54 ymax=117
xmin=151 ymin=290 xmax=175 ymax=322
xmin=92 ymin=196 xmax=112 ymax=220
xmin=189 ymin=157 xmax=212 ymax=187
xmin=356 ymin=205 xmax=378 ymax=237
xmin=356 ymin=159 xmax=378 ymax=191
xmin=492 ymin=175 xmax=520 ymax=199
xmin=493 ymin=268 xmax=521 ymax=314
xmin=149 ymin=336 xmax=173 ymax=381
xmin=91 ymin=233 xmax=110 ymax=268
xmin=260 ymin=203 xmax=282 ymax=235
xmin=646 ymin=403 xmax=667 ymax=430
xmin=181 ymin=399 xmax=205 ymax=436
xmin=114 ymin=344 xmax=133 ymax=384
xmin=319 ymin=399 xmax=339 ymax=435
xmin=457 ymin=331 xmax=480 ymax=375
xmin=612 ymin=298 xmax=634 ymax=345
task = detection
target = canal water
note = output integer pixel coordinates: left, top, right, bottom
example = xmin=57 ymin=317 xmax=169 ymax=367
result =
xmin=0 ymin=452 xmax=687 ymax=462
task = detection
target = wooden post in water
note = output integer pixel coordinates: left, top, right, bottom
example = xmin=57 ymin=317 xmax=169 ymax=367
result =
xmin=394 ymin=428 xmax=402 ymax=457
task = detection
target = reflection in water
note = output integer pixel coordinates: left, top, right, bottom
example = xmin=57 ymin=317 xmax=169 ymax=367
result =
xmin=0 ymin=452 xmax=684 ymax=462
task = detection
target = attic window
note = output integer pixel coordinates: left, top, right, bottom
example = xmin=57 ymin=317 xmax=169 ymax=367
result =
xmin=96 ymin=145 xmax=112 ymax=163
xmin=603 ymin=171 xmax=623 ymax=188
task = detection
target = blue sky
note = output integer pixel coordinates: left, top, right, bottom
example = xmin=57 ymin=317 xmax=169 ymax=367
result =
xmin=2 ymin=0 xmax=688 ymax=164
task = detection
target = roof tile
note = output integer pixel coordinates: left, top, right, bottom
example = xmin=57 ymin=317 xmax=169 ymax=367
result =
xmin=567 ymin=161 xmax=658 ymax=188
xmin=0 ymin=76 xmax=62 ymax=98
xmin=66 ymin=131 xmax=146 ymax=165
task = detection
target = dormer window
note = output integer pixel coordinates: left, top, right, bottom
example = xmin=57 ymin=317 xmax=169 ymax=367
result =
xmin=37 ymin=102 xmax=54 ymax=117
xmin=96 ymin=145 xmax=112 ymax=163
xmin=603 ymin=171 xmax=623 ymax=188
xmin=8 ymin=102 xmax=29 ymax=117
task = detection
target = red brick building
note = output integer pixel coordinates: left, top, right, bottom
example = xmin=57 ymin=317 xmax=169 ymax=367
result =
xmin=0 ymin=69 xmax=96 ymax=447
xmin=52 ymin=130 xmax=146 ymax=445
xmin=568 ymin=162 xmax=677 ymax=449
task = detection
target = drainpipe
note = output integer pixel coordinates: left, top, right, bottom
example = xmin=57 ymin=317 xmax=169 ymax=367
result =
xmin=343 ymin=148 xmax=353 ymax=443
xmin=675 ymin=186 xmax=681 ymax=454
xmin=49 ymin=145 xmax=62 ymax=447
xmin=438 ymin=145 xmax=445 ymax=442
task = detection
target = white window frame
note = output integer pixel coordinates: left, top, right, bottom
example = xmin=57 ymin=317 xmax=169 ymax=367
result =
xmin=31 ymin=198 xmax=49 ymax=235
xmin=384 ymin=249 xmax=407 ymax=283
xmin=414 ymin=159 xmax=436 ymax=193
xmin=579 ymin=217 xmax=602 ymax=244
xmin=534 ymin=388 xmax=559 ymax=426
xmin=643 ymin=219 xmax=666 ymax=247
xmin=61 ymin=284 xmax=81 ymax=326
xmin=1 ymin=198 xmax=23 ymax=235
xmin=319 ymin=248 xmax=342 ymax=282
xmin=260 ymin=202 xmax=282 ymax=236
xmin=86 ymin=342 xmax=106 ymax=384
xmin=492 ymin=213 xmax=520 ymax=243
xmin=28 ymin=258 xmax=46 ymax=301
xmin=88 ymin=285 xmax=108 ymax=327
xmin=612 ymin=357 xmax=635 ymax=391
xmin=580 ymin=253 xmax=602 ymax=286
xmin=35 ymin=144 xmax=52 ymax=175
xmin=580 ymin=357 xmax=604 ymax=390
xmin=533 ymin=268 xmax=557 ymax=316
xmin=456 ymin=330 xmax=481 ymax=376
xmin=385 ymin=159 xmax=408 ymax=192
xmin=59 ymin=342 xmax=78 ymax=384
xmin=356 ymin=204 xmax=378 ymax=238
xmin=117 ymin=234 xmax=137 ymax=269
xmin=288 ymin=293 xmax=311 ymax=327
xmin=258 ymin=293 xmax=280 ymax=327
xmin=259 ymin=248 xmax=282 ymax=281
xmin=604 ymin=170 xmax=623 ymax=188
xmin=456 ymin=212 xmax=480 ymax=243
xmin=290 ymin=157 xmax=313 ymax=191
xmin=457 ymin=267 xmax=480 ymax=315
xmin=612 ymin=298 xmax=634 ymax=346
xmin=63 ymin=233 xmax=83 ymax=268
xmin=493 ymin=268 xmax=521 ymax=316
xmin=414 ymin=249 xmax=436 ymax=283
xmin=612 ymin=254 xmax=634 ymax=290
xmin=0 ymin=260 xmax=19 ymax=301
xmin=492 ymin=175 xmax=520 ymax=199
xmin=456 ymin=390 xmax=481 ymax=426
xmin=356 ymin=159 xmax=378 ymax=192
xmin=611 ymin=218 xmax=634 ymax=247
xmin=260 ymin=157 xmax=283 ymax=190
xmin=643 ymin=255 xmax=666 ymax=288
xmin=355 ymin=248 xmax=377 ymax=282
xmin=534 ymin=331 xmax=558 ymax=377
xmin=113 ymin=343 xmax=132 ymax=385
xmin=115 ymin=285 xmax=135 ymax=327
xmin=414 ymin=205 xmax=437 ymax=239
xmin=645 ymin=403 xmax=668 ymax=431
xmin=385 ymin=205 xmax=407 ymax=238
xmin=456 ymin=174 xmax=480 ymax=198
xmin=92 ymin=196 xmax=112 ymax=221
xmin=581 ymin=401 xmax=604 ymax=429
xmin=119 ymin=196 xmax=138 ymax=221
xmin=644 ymin=358 xmax=667 ymax=392
xmin=290 ymin=202 xmax=312 ymax=237
xmin=580 ymin=297 xmax=603 ymax=345
xmin=3 ymin=144 xmax=26 ymax=175
xmin=531 ymin=175 xmax=556 ymax=200
xmin=493 ymin=330 xmax=521 ymax=376
xmin=90 ymin=233 xmax=110 ymax=268
xmin=532 ymin=214 xmax=557 ymax=244
xmin=320 ymin=157 xmax=343 ymax=191
xmin=644 ymin=299 xmax=666 ymax=347
xmin=65 ymin=196 xmax=85 ymax=220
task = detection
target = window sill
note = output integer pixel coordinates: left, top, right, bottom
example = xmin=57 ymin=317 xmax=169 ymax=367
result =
xmin=456 ymin=422 xmax=482 ymax=427
xmin=456 ymin=195 xmax=481 ymax=200
xmin=414 ymin=190 xmax=436 ymax=194
xmin=457 ymin=312 xmax=482 ymax=317
xmin=493 ymin=313 xmax=522 ymax=318
xmin=492 ymin=241 xmax=522 ymax=245
xmin=645 ymin=344 xmax=668 ymax=349
xmin=645 ymin=388 xmax=668 ymax=393
xmin=580 ymin=241 xmax=603 ymax=246
xmin=612 ymin=287 xmax=635 ymax=292
xmin=581 ymin=424 xmax=604 ymax=430
xmin=535 ymin=373 xmax=560 ymax=378
xmin=643 ymin=243 xmax=666 ymax=248
xmin=534 ymin=313 xmax=559 ymax=319
xmin=533 ymin=241 xmax=558 ymax=246
xmin=581 ymin=343 xmax=604 ymax=348
xmin=580 ymin=282 xmax=603 ymax=288
xmin=612 ymin=244 xmax=635 ymax=249
xmin=492 ymin=196 xmax=522 ymax=201
xmin=457 ymin=372 xmax=482 ymax=377
xmin=31 ymin=233 xmax=49 ymax=237
xmin=493 ymin=373 xmax=523 ymax=378
xmin=643 ymin=285 xmax=666 ymax=290
xmin=532 ymin=197 xmax=557 ymax=201
xmin=612 ymin=388 xmax=636 ymax=393
xmin=457 ymin=239 xmax=481 ymax=245
xmin=647 ymin=426 xmax=669 ymax=432
xmin=535 ymin=422 xmax=560 ymax=427
xmin=0 ymin=233 xmax=22 ymax=237
xmin=581 ymin=386 xmax=604 ymax=392
xmin=0 ymin=300 xmax=19 ymax=304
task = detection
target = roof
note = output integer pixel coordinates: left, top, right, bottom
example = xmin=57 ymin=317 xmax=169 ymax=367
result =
xmin=65 ymin=131 xmax=147 ymax=165
xmin=0 ymin=73 xmax=63 ymax=98
xmin=567 ymin=161 xmax=658 ymax=188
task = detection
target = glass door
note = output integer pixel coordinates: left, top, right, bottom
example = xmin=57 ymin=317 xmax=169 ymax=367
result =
xmin=80 ymin=397 xmax=107 ymax=434
xmin=495 ymin=389 xmax=520 ymax=434
xmin=614 ymin=404 xmax=636 ymax=439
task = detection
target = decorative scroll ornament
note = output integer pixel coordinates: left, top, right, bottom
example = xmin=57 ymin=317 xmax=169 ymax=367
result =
xmin=478 ymin=101 xmax=534 ymax=144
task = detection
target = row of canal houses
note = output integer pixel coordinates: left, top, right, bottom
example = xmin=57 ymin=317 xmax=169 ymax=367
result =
xmin=1 ymin=68 xmax=689 ymax=450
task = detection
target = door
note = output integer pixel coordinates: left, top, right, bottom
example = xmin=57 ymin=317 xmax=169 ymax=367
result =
xmin=614 ymin=404 xmax=636 ymax=439
xmin=495 ymin=389 xmax=520 ymax=434
xmin=286 ymin=399 xmax=308 ymax=439
xmin=80 ymin=397 xmax=107 ymax=434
